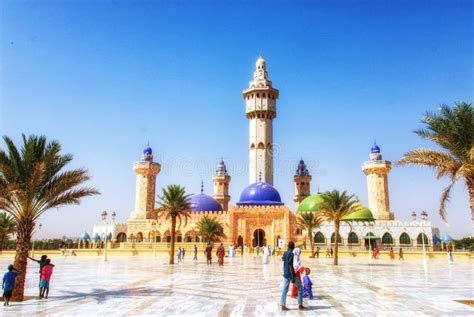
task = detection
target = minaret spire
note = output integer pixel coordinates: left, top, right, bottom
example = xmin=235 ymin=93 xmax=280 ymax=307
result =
xmin=243 ymin=57 xmax=279 ymax=185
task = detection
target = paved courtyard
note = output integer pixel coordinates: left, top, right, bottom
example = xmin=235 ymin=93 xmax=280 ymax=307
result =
xmin=0 ymin=253 xmax=473 ymax=316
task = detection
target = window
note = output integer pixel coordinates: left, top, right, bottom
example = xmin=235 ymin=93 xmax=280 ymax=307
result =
xmin=263 ymin=93 xmax=266 ymax=98
xmin=257 ymin=93 xmax=260 ymax=98
xmin=399 ymin=232 xmax=411 ymax=245
xmin=417 ymin=233 xmax=429 ymax=245
xmin=313 ymin=232 xmax=325 ymax=244
xmin=382 ymin=232 xmax=394 ymax=245
xmin=348 ymin=232 xmax=359 ymax=244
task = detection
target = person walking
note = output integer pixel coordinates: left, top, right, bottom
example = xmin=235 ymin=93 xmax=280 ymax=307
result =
xmin=330 ymin=247 xmax=334 ymax=258
xmin=216 ymin=243 xmax=225 ymax=266
xmin=399 ymin=248 xmax=404 ymax=260
xmin=176 ymin=248 xmax=182 ymax=263
xmin=193 ymin=244 xmax=198 ymax=260
xmin=205 ymin=243 xmax=213 ymax=264
xmin=262 ymin=245 xmax=270 ymax=264
xmin=280 ymin=241 xmax=304 ymax=311
xmin=448 ymin=250 xmax=454 ymax=264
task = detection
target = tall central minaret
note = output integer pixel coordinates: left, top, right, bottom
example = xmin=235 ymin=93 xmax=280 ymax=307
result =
xmin=243 ymin=57 xmax=279 ymax=185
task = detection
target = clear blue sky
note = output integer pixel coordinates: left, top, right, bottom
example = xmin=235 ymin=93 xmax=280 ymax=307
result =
xmin=1 ymin=0 xmax=473 ymax=238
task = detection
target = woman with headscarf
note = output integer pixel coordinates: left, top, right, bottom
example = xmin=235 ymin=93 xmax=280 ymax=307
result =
xmin=291 ymin=247 xmax=304 ymax=298
xmin=216 ymin=243 xmax=225 ymax=266
xmin=262 ymin=245 xmax=270 ymax=264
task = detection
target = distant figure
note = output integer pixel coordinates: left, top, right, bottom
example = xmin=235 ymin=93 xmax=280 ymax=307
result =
xmin=325 ymin=248 xmax=330 ymax=258
xmin=330 ymin=247 xmax=334 ymax=258
xmin=262 ymin=245 xmax=270 ymax=264
xmin=2 ymin=264 xmax=20 ymax=306
xmin=205 ymin=243 xmax=213 ymax=264
xmin=399 ymin=248 xmax=404 ymax=260
xmin=256 ymin=246 xmax=260 ymax=256
xmin=302 ymin=240 xmax=307 ymax=250
xmin=375 ymin=247 xmax=380 ymax=259
xmin=176 ymin=248 xmax=182 ymax=263
xmin=389 ymin=247 xmax=395 ymax=260
xmin=182 ymin=248 xmax=186 ymax=258
xmin=448 ymin=250 xmax=454 ymax=265
xmin=39 ymin=259 xmax=54 ymax=299
xmin=216 ymin=243 xmax=225 ymax=266
xmin=302 ymin=267 xmax=314 ymax=300
xmin=193 ymin=244 xmax=198 ymax=260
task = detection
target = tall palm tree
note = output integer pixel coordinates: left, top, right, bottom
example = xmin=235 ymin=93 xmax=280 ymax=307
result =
xmin=196 ymin=215 xmax=226 ymax=243
xmin=397 ymin=102 xmax=474 ymax=232
xmin=156 ymin=185 xmax=192 ymax=264
xmin=0 ymin=134 xmax=99 ymax=301
xmin=0 ymin=212 xmax=16 ymax=251
xmin=296 ymin=212 xmax=323 ymax=258
xmin=317 ymin=190 xmax=359 ymax=265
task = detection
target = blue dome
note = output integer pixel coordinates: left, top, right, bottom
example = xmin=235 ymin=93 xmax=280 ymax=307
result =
xmin=299 ymin=159 xmax=305 ymax=165
xmin=371 ymin=143 xmax=381 ymax=153
xmin=81 ymin=231 xmax=91 ymax=242
xmin=190 ymin=193 xmax=223 ymax=212
xmin=143 ymin=146 xmax=152 ymax=155
xmin=237 ymin=182 xmax=284 ymax=206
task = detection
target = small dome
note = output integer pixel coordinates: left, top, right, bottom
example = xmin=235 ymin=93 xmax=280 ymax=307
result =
xmin=299 ymin=159 xmax=305 ymax=165
xmin=297 ymin=194 xmax=324 ymax=213
xmin=81 ymin=231 xmax=91 ymax=242
xmin=143 ymin=146 xmax=152 ymax=155
xmin=371 ymin=143 xmax=381 ymax=154
xmin=92 ymin=233 xmax=100 ymax=242
xmin=256 ymin=56 xmax=266 ymax=67
xmin=237 ymin=182 xmax=284 ymax=206
xmin=342 ymin=205 xmax=375 ymax=222
xmin=190 ymin=193 xmax=223 ymax=212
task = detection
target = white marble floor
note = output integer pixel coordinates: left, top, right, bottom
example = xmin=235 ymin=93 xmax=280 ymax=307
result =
xmin=0 ymin=253 xmax=472 ymax=316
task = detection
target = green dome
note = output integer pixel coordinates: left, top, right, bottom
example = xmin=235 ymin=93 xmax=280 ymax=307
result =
xmin=342 ymin=205 xmax=375 ymax=222
xmin=297 ymin=194 xmax=324 ymax=213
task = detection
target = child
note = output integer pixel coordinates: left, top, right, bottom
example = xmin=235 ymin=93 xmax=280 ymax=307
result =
xmin=39 ymin=259 xmax=54 ymax=299
xmin=302 ymin=267 xmax=314 ymax=300
xmin=2 ymin=264 xmax=20 ymax=306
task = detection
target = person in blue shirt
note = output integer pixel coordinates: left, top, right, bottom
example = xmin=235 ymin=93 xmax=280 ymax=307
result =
xmin=2 ymin=264 xmax=20 ymax=306
xmin=280 ymin=241 xmax=305 ymax=311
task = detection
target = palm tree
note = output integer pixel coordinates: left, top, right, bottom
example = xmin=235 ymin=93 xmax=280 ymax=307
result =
xmin=196 ymin=215 xmax=226 ymax=243
xmin=0 ymin=134 xmax=99 ymax=301
xmin=0 ymin=212 xmax=16 ymax=251
xmin=296 ymin=212 xmax=323 ymax=258
xmin=156 ymin=185 xmax=192 ymax=264
xmin=397 ymin=102 xmax=474 ymax=231
xmin=317 ymin=190 xmax=359 ymax=265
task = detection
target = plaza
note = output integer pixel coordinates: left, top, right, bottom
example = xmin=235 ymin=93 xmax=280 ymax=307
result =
xmin=1 ymin=254 xmax=472 ymax=316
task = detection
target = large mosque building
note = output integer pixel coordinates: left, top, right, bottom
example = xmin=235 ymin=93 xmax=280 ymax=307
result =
xmin=91 ymin=57 xmax=436 ymax=250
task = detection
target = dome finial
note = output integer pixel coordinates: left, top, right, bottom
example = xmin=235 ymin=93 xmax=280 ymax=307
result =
xmin=258 ymin=171 xmax=262 ymax=182
xmin=200 ymin=180 xmax=204 ymax=193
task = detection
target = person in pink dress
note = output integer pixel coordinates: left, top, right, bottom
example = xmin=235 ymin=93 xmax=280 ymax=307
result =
xmin=39 ymin=259 xmax=54 ymax=299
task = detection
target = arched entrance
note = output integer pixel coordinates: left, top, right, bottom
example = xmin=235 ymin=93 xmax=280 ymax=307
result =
xmin=253 ymin=229 xmax=266 ymax=247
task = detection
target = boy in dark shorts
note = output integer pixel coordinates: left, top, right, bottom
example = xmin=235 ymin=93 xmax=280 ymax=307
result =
xmin=2 ymin=264 xmax=20 ymax=306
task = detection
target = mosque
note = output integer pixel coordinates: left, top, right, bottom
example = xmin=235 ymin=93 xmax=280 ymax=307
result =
xmin=90 ymin=57 xmax=436 ymax=251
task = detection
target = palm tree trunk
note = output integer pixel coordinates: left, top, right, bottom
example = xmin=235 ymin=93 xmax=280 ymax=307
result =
xmin=308 ymin=226 xmax=314 ymax=258
xmin=12 ymin=221 xmax=34 ymax=301
xmin=334 ymin=220 xmax=340 ymax=265
xmin=468 ymin=179 xmax=474 ymax=237
xmin=170 ymin=216 xmax=176 ymax=264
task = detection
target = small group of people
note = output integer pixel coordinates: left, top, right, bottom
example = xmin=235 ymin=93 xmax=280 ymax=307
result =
xmin=280 ymin=241 xmax=314 ymax=311
xmin=325 ymin=247 xmax=334 ymax=258
xmin=2 ymin=254 xmax=54 ymax=306
xmin=176 ymin=247 xmax=186 ymax=262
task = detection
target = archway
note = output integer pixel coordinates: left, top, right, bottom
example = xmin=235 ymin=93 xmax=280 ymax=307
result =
xmin=237 ymin=235 xmax=243 ymax=247
xmin=136 ymin=232 xmax=143 ymax=242
xmin=116 ymin=232 xmax=127 ymax=243
xmin=253 ymin=229 xmax=266 ymax=247
xmin=314 ymin=232 xmax=325 ymax=244
xmin=382 ymin=232 xmax=394 ymax=245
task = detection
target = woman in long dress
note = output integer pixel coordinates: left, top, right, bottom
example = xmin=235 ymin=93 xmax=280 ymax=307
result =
xmin=262 ymin=245 xmax=270 ymax=264
xmin=205 ymin=243 xmax=212 ymax=264
xmin=216 ymin=243 xmax=225 ymax=266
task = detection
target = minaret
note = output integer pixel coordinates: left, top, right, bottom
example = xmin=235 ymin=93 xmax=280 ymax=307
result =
xmin=212 ymin=159 xmax=231 ymax=211
xmin=293 ymin=159 xmax=312 ymax=208
xmin=362 ymin=142 xmax=393 ymax=220
xmin=131 ymin=145 xmax=161 ymax=220
xmin=243 ymin=56 xmax=279 ymax=185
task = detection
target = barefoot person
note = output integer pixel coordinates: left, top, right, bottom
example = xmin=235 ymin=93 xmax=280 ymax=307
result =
xmin=2 ymin=265 xmax=20 ymax=306
xmin=216 ymin=243 xmax=225 ymax=266
xmin=39 ymin=259 xmax=54 ymax=299
xmin=28 ymin=255 xmax=48 ymax=297
xmin=280 ymin=241 xmax=304 ymax=311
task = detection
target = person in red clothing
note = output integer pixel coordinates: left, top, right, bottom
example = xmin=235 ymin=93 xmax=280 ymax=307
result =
xmin=291 ymin=248 xmax=304 ymax=298
xmin=39 ymin=259 xmax=54 ymax=299
xmin=216 ymin=243 xmax=225 ymax=266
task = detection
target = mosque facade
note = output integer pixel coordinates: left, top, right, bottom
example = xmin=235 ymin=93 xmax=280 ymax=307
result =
xmin=90 ymin=58 xmax=436 ymax=250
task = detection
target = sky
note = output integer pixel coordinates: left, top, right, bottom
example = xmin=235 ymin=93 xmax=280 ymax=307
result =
xmin=1 ymin=0 xmax=473 ymax=239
